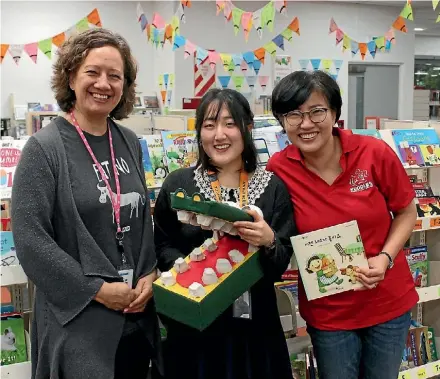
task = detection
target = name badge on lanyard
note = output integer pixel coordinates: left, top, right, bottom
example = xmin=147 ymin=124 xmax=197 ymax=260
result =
xmin=70 ymin=112 xmax=133 ymax=288
xmin=208 ymin=168 xmax=252 ymax=319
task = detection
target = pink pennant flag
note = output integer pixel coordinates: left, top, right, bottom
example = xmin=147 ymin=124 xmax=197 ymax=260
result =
xmin=152 ymin=13 xmax=166 ymax=29
xmin=184 ymin=40 xmax=196 ymax=58
xmin=336 ymin=29 xmax=344 ymax=45
xmin=24 ymin=42 xmax=38 ymax=63
xmin=223 ymin=0 xmax=232 ymax=21
xmin=258 ymin=75 xmax=269 ymax=90
xmin=240 ymin=60 xmax=248 ymax=72
xmin=329 ymin=18 xmax=338 ymax=33
xmin=216 ymin=0 xmax=225 ymax=15
xmin=208 ymin=50 xmax=220 ymax=70
xmin=241 ymin=12 xmax=253 ymax=42
xmin=384 ymin=28 xmax=396 ymax=44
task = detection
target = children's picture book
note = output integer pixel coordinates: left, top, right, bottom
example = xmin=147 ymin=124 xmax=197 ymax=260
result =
xmin=276 ymin=131 xmax=291 ymax=151
xmin=1 ymin=231 xmax=18 ymax=267
xmin=142 ymin=135 xmax=168 ymax=187
xmin=161 ymin=131 xmax=198 ymax=173
xmin=351 ymin=129 xmax=382 ymax=139
xmin=0 ymin=313 xmax=28 ymax=365
xmin=139 ymin=139 xmax=155 ymax=188
xmin=419 ymin=144 xmax=440 ymax=166
xmin=404 ymin=245 xmax=429 ymax=288
xmin=0 ymin=140 xmax=27 ymax=199
xmin=290 ymin=221 xmax=369 ymax=301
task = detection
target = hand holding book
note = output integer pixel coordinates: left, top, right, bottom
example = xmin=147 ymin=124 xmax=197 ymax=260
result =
xmin=354 ymin=254 xmax=390 ymax=290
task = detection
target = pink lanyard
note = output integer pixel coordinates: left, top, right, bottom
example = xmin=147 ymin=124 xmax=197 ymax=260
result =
xmin=69 ymin=112 xmax=123 ymax=240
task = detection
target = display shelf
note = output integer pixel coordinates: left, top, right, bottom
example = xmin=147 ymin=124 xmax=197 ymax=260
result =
xmin=416 ymin=285 xmax=440 ymax=303
xmin=0 ymin=265 xmax=27 ymax=286
xmin=0 ymin=361 xmax=32 ymax=379
xmin=413 ymin=216 xmax=440 ymax=233
xmin=398 ymin=360 xmax=440 ymax=379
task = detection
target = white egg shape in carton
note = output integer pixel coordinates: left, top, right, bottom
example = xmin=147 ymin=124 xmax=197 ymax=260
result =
xmin=202 ymin=268 xmax=218 ymax=285
xmin=196 ymin=214 xmax=213 ymax=228
xmin=202 ymin=238 xmax=217 ymax=252
xmin=190 ymin=247 xmax=205 ymax=262
xmin=160 ymin=271 xmax=176 ymax=287
xmin=188 ymin=282 xmax=206 ymax=298
xmin=177 ymin=210 xmax=192 ymax=224
xmin=216 ymin=258 xmax=233 ymax=274
xmin=228 ymin=249 xmax=245 ymax=263
xmin=174 ymin=257 xmax=189 ymax=273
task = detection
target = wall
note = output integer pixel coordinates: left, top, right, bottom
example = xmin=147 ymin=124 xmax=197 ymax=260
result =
xmin=415 ymin=35 xmax=440 ymax=56
xmin=0 ymin=1 xmax=155 ymax=117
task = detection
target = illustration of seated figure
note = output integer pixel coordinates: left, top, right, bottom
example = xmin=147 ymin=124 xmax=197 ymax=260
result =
xmin=306 ymin=255 xmax=343 ymax=293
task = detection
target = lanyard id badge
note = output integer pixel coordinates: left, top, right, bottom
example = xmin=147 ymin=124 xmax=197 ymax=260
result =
xmin=116 ymin=234 xmax=134 ymax=288
xmin=233 ymin=291 xmax=252 ymax=320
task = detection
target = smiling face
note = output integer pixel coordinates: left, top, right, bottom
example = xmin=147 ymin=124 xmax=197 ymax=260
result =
xmin=69 ymin=46 xmax=124 ymax=118
xmin=200 ymin=103 xmax=245 ymax=170
xmin=283 ymin=91 xmax=337 ymax=155
xmin=307 ymin=257 xmax=322 ymax=273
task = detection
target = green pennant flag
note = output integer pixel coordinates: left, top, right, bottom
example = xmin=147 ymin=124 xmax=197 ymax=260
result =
xmin=263 ymin=41 xmax=277 ymax=57
xmin=76 ymin=17 xmax=90 ymax=33
xmin=375 ymin=36 xmax=386 ymax=51
xmin=232 ymin=8 xmax=244 ymax=36
xmin=437 ymin=13 xmax=440 ymax=22
xmin=400 ymin=3 xmax=413 ymax=21
xmin=281 ymin=28 xmax=293 ymax=41
xmin=231 ymin=75 xmax=245 ymax=90
xmin=38 ymin=38 xmax=52 ymax=59
xmin=169 ymin=73 xmax=175 ymax=88
xmin=171 ymin=15 xmax=180 ymax=36
xmin=228 ymin=59 xmax=235 ymax=72
xmin=262 ymin=1 xmax=276 ymax=32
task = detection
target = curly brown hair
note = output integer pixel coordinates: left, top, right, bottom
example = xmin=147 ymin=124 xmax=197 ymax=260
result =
xmin=51 ymin=28 xmax=137 ymax=120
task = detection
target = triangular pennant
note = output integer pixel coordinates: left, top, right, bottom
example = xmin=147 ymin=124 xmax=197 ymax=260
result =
xmin=310 ymin=59 xmax=321 ymax=71
xmin=173 ymin=35 xmax=186 ymax=51
xmin=242 ymin=51 xmax=255 ymax=66
xmin=272 ymin=35 xmax=284 ymax=50
xmin=176 ymin=4 xmax=186 ymax=23
xmin=9 ymin=44 xmax=24 ymax=65
xmin=163 ymin=74 xmax=169 ymax=89
xmin=400 ymin=3 xmax=413 ymax=21
xmin=287 ymin=17 xmax=300 ymax=36
xmin=76 ymin=17 xmax=89 ymax=33
xmin=375 ymin=36 xmax=385 ymax=51
xmin=196 ymin=47 xmax=209 ymax=65
xmin=281 ymin=28 xmax=293 ymax=41
xmin=241 ymin=12 xmax=253 ymax=42
xmin=336 ymin=29 xmax=344 ymax=44
xmin=367 ymin=40 xmax=377 ymax=58
xmin=246 ymin=75 xmax=257 ymax=88
xmin=342 ymin=34 xmax=351 ymax=51
xmin=136 ymin=3 xmax=144 ymax=21
xmin=220 ymin=53 xmax=232 ymax=71
xmin=181 ymin=0 xmax=191 ymax=7
xmin=158 ymin=74 xmax=164 ymax=88
xmin=52 ymin=32 xmax=66 ymax=48
xmin=359 ymin=43 xmax=367 ymax=60
xmin=164 ymin=24 xmax=174 ymax=44
xmin=385 ymin=39 xmax=392 ymax=52
xmin=253 ymin=60 xmax=262 ymax=75
xmin=321 ymin=59 xmax=332 ymax=72
xmin=350 ymin=40 xmax=359 ymax=56
xmin=264 ymin=41 xmax=277 ymax=57
xmin=392 ymin=16 xmax=407 ymax=32
xmin=24 ymin=42 xmax=38 ymax=63
xmin=258 ymin=76 xmax=269 ymax=90
xmin=38 ymin=38 xmax=52 ymax=59
xmin=171 ymin=16 xmax=180 ymax=36
xmin=184 ymin=40 xmax=196 ymax=58
xmin=228 ymin=59 xmax=235 ymax=73
xmin=139 ymin=15 xmax=148 ymax=32
xmin=167 ymin=90 xmax=173 ymax=106
xmin=252 ymin=9 xmax=263 ymax=39
xmin=232 ymin=54 xmax=243 ymax=66
xmin=298 ymin=59 xmax=309 ymax=71
xmin=231 ymin=75 xmax=245 ymax=90
xmin=329 ymin=18 xmax=338 ymax=33
xmin=216 ymin=0 xmax=225 ymax=15
xmin=274 ymin=0 xmax=288 ymax=15
xmin=253 ymin=47 xmax=266 ymax=64
xmin=223 ymin=0 xmax=233 ymax=22
xmin=87 ymin=9 xmax=102 ymax=27
xmin=160 ymin=90 xmax=167 ymax=104
xmin=146 ymin=24 xmax=152 ymax=41
xmin=437 ymin=13 xmax=440 ymax=22
xmin=218 ymin=75 xmax=231 ymax=89
xmin=152 ymin=13 xmax=166 ymax=29
xmin=232 ymin=8 xmax=244 ymax=36
xmin=1 ymin=44 xmax=9 ymax=63
xmin=385 ymin=28 xmax=396 ymax=44
xmin=240 ymin=60 xmax=248 ymax=72
xmin=262 ymin=1 xmax=276 ymax=32
xmin=333 ymin=60 xmax=343 ymax=71
xmin=65 ymin=25 xmax=79 ymax=40
xmin=208 ymin=50 xmax=220 ymax=70
xmin=434 ymin=0 xmax=439 ymax=9
xmin=169 ymin=74 xmax=175 ymax=88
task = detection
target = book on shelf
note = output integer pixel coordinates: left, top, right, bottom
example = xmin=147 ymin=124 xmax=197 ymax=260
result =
xmin=160 ymin=131 xmax=198 ymax=173
xmin=0 ymin=139 xmax=28 ymax=199
xmin=0 ymin=313 xmax=28 ymax=366
xmin=404 ymin=245 xmax=429 ymax=288
xmin=290 ymin=221 xmax=369 ymax=301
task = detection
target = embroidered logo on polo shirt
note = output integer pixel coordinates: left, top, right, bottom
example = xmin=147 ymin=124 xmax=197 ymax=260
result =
xmin=349 ymin=169 xmax=373 ymax=193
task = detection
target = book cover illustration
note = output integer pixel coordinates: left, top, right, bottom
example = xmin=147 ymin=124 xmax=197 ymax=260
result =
xmin=351 ymin=129 xmax=382 ymax=139
xmin=416 ymin=197 xmax=440 ymax=218
xmin=419 ymin=144 xmax=440 ymax=167
xmin=397 ymin=144 xmax=425 ymax=168
xmin=1 ymin=231 xmax=18 ymax=267
xmin=139 ymin=139 xmax=155 ymax=188
xmin=404 ymin=245 xmax=428 ymax=288
xmin=290 ymin=221 xmax=369 ymax=301
xmin=142 ymin=135 xmax=168 ymax=187
xmin=0 ymin=313 xmax=28 ymax=365
xmin=0 ymin=140 xmax=27 ymax=199
xmin=276 ymin=131 xmax=291 ymax=151
xmin=161 ymin=131 xmax=198 ymax=173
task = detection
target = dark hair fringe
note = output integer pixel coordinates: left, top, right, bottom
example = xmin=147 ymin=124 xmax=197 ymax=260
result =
xmin=51 ymin=28 xmax=138 ymax=120
xmin=195 ymin=89 xmax=258 ymax=173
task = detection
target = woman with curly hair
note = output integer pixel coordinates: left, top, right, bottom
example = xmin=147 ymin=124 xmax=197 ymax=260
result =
xmin=11 ymin=28 xmax=162 ymax=379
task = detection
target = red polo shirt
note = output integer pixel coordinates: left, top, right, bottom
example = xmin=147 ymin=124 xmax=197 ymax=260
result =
xmin=267 ymin=128 xmax=419 ymax=330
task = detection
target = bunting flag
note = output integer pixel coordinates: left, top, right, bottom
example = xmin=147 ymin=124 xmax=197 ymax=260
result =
xmin=218 ymin=75 xmax=231 ymax=88
xmin=328 ymin=2 xmax=411 ymax=60
xmin=297 ymin=59 xmax=343 ymax=78
xmin=214 ymin=0 xmax=290 ymax=41
xmin=246 ymin=75 xmax=257 ymax=88
xmin=231 ymin=75 xmax=245 ymax=90
xmin=299 ymin=59 xmax=309 ymax=71
xmin=434 ymin=0 xmax=439 ymax=9
xmin=310 ymin=59 xmax=321 ymax=71
xmin=258 ymin=76 xmax=269 ymax=90
xmin=1 ymin=9 xmax=102 ymax=65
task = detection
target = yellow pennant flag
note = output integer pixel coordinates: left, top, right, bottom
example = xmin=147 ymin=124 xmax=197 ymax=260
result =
xmin=343 ymin=34 xmax=351 ymax=51
xmin=220 ymin=53 xmax=232 ymax=72
xmin=400 ymin=3 xmax=413 ymax=21
xmin=433 ymin=0 xmax=439 ymax=9
xmin=321 ymin=59 xmax=332 ymax=72
xmin=437 ymin=13 xmax=440 ymax=22
xmin=158 ymin=74 xmax=164 ymax=88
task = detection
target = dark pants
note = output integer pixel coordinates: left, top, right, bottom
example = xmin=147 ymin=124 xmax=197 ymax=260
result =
xmin=307 ymin=311 xmax=411 ymax=379
xmin=115 ymin=330 xmax=151 ymax=379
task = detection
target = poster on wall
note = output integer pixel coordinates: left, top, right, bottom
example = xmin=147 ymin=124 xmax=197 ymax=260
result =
xmin=194 ymin=54 xmax=217 ymax=97
xmin=273 ymin=55 xmax=292 ymax=87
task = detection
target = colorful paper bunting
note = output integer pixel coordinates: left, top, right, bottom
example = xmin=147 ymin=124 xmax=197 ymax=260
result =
xmin=232 ymin=54 xmax=243 ymax=66
xmin=1 ymin=44 xmax=9 ymax=63
xmin=258 ymin=76 xmax=269 ymax=90
xmin=24 ymin=43 xmax=38 ymax=63
xmin=342 ymin=34 xmax=350 ymax=51
xmin=350 ymin=41 xmax=359 ymax=56
xmin=9 ymin=44 xmax=24 ymax=65
xmin=38 ymin=38 xmax=52 ymax=59
xmin=264 ymin=41 xmax=278 ymax=57
xmin=434 ymin=0 xmax=439 ymax=9
xmin=152 ymin=13 xmax=166 ymax=29
xmin=220 ymin=53 xmax=232 ymax=71
xmin=272 ymin=35 xmax=284 ymax=50
xmin=298 ymin=59 xmax=343 ymax=80
xmin=400 ymin=3 xmax=413 ymax=21
xmin=241 ymin=12 xmax=253 ymax=42
xmin=261 ymin=1 xmax=276 ymax=32
xmin=173 ymin=35 xmax=186 ymax=51
xmin=287 ymin=17 xmax=300 ymax=36
xmin=253 ymin=9 xmax=263 ymax=39
xmin=329 ymin=18 xmax=338 ymax=33
xmin=231 ymin=75 xmax=245 ymax=90
xmin=392 ymin=16 xmax=407 ymax=32
xmin=310 ymin=59 xmax=321 ymax=71
xmin=232 ymin=8 xmax=244 ymax=36
xmin=87 ymin=9 xmax=102 ymax=27
xmin=163 ymin=73 xmax=169 ymax=89
xmin=359 ymin=43 xmax=368 ymax=60
xmin=253 ymin=60 xmax=262 ymax=75
xmin=240 ymin=60 xmax=248 ymax=72
xmin=76 ymin=17 xmax=90 ymax=33
xmin=367 ymin=41 xmax=377 ymax=58
xmin=218 ymin=75 xmax=231 ymax=89
xmin=208 ymin=50 xmax=220 ymax=70
xmin=299 ymin=59 xmax=309 ymax=71
xmin=436 ymin=13 xmax=440 ymax=22
xmin=243 ymin=51 xmax=255 ymax=66
xmin=281 ymin=28 xmax=293 ymax=41
xmin=184 ymin=41 xmax=196 ymax=58
xmin=196 ymin=47 xmax=209 ymax=65
xmin=321 ymin=59 xmax=332 ymax=72
xmin=246 ymin=76 xmax=257 ymax=88
xmin=333 ymin=60 xmax=343 ymax=71
xmin=253 ymin=47 xmax=266 ymax=64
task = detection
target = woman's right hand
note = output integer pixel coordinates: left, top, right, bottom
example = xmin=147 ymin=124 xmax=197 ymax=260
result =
xmin=94 ymin=282 xmax=136 ymax=311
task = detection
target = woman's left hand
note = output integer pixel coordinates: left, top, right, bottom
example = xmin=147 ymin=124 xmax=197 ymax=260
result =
xmin=355 ymin=254 xmax=389 ymax=290
xmin=233 ymin=209 xmax=275 ymax=247
xmin=124 ymin=270 xmax=157 ymax=313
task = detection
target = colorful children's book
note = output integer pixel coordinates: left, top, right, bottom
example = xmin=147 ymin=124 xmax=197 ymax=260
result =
xmin=142 ymin=135 xmax=168 ymax=187
xmin=0 ymin=313 xmax=28 ymax=365
xmin=160 ymin=131 xmax=198 ymax=173
xmin=419 ymin=144 xmax=440 ymax=166
xmin=276 ymin=131 xmax=291 ymax=151
xmin=0 ymin=140 xmax=27 ymax=199
xmin=351 ymin=129 xmax=381 ymax=139
xmin=404 ymin=245 xmax=429 ymax=288
xmin=290 ymin=221 xmax=369 ymax=301
xmin=139 ymin=139 xmax=155 ymax=188
xmin=1 ymin=231 xmax=19 ymax=267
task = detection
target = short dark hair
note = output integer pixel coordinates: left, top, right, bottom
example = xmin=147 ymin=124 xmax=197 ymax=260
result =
xmin=271 ymin=70 xmax=342 ymax=126
xmin=51 ymin=28 xmax=137 ymax=120
xmin=195 ymin=89 xmax=257 ymax=173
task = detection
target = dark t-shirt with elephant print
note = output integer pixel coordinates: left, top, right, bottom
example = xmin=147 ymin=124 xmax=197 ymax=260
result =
xmin=58 ymin=117 xmax=146 ymax=272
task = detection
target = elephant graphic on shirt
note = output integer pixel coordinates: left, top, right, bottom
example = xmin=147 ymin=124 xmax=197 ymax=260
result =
xmin=97 ymin=184 xmax=145 ymax=220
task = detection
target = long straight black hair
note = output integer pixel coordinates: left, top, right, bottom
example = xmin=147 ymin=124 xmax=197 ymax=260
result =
xmin=195 ymin=88 xmax=258 ymax=173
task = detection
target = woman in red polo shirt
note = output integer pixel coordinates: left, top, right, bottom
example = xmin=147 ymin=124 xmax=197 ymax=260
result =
xmin=267 ymin=70 xmax=418 ymax=379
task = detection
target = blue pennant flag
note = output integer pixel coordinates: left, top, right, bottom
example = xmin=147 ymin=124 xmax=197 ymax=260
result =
xmin=218 ymin=76 xmax=231 ymax=89
xmin=310 ymin=59 xmax=321 ymax=71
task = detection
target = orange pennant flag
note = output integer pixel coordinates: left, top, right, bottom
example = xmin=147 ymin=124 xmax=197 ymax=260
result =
xmin=161 ymin=90 xmax=167 ymax=104
xmin=253 ymin=47 xmax=266 ymax=64
xmin=1 ymin=44 xmax=9 ymax=63
xmin=359 ymin=43 xmax=367 ymax=60
xmin=164 ymin=24 xmax=173 ymax=43
xmin=392 ymin=16 xmax=407 ymax=32
xmin=181 ymin=0 xmax=191 ymax=7
xmin=287 ymin=17 xmax=300 ymax=36
xmin=146 ymin=24 xmax=152 ymax=41
xmin=87 ymin=8 xmax=102 ymax=27
xmin=52 ymin=32 xmax=66 ymax=48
